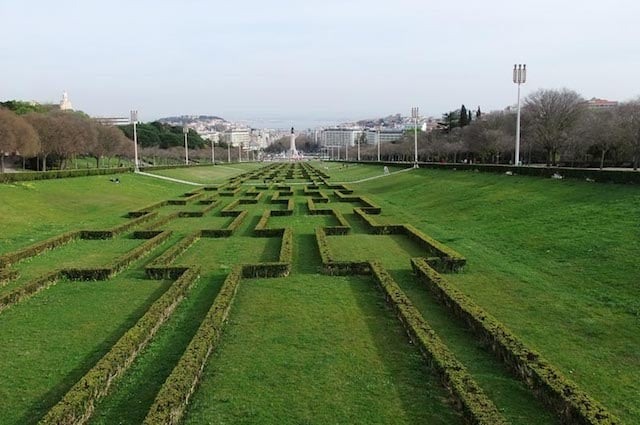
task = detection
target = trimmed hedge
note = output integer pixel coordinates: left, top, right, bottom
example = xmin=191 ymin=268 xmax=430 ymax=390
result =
xmin=0 ymin=271 xmax=60 ymax=313
xmin=0 ymin=231 xmax=79 ymax=269
xmin=0 ymin=268 xmax=19 ymax=285
xmin=143 ymin=266 xmax=242 ymax=425
xmin=145 ymin=212 xmax=180 ymax=230
xmin=0 ymin=167 xmax=131 ymax=184
xmin=127 ymin=200 xmax=169 ymax=217
xmin=220 ymin=199 xmax=241 ymax=216
xmin=411 ymin=258 xmax=619 ymax=425
xmin=147 ymin=232 xmax=200 ymax=272
xmin=353 ymin=208 xmax=465 ymax=272
xmin=80 ymin=212 xmax=159 ymax=239
xmin=369 ymin=261 xmax=506 ymax=425
xmin=40 ymin=268 xmax=200 ymax=425
xmin=315 ymin=228 xmax=369 ymax=275
xmin=270 ymin=198 xmax=294 ymax=216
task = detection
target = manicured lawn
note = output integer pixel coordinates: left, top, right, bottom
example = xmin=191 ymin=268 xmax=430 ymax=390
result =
xmin=183 ymin=275 xmax=463 ymax=425
xmin=0 ymin=173 xmax=188 ymax=254
xmin=352 ymin=166 xmax=640 ymax=422
xmin=1 ymin=161 xmax=637 ymax=423
xmin=0 ymin=271 xmax=171 ymax=424
xmin=145 ymin=163 xmax=264 ymax=184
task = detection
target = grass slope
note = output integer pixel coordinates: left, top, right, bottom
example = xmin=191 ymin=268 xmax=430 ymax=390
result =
xmin=349 ymin=166 xmax=640 ymax=422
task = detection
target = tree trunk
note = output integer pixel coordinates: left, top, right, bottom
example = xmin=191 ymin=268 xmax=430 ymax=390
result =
xmin=1 ymin=154 xmax=4 ymax=173
xmin=600 ymin=149 xmax=606 ymax=170
xmin=96 ymin=156 xmax=100 ymax=169
xmin=42 ymin=155 xmax=47 ymax=172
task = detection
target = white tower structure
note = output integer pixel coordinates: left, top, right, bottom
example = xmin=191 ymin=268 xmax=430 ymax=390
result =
xmin=60 ymin=91 xmax=73 ymax=111
xmin=289 ymin=127 xmax=298 ymax=159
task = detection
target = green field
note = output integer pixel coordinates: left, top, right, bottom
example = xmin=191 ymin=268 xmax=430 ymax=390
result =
xmin=0 ymin=162 xmax=636 ymax=424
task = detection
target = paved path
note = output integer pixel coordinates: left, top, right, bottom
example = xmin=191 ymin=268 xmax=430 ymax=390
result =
xmin=136 ymin=171 xmax=203 ymax=186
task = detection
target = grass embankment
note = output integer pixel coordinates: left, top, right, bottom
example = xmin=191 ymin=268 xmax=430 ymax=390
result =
xmin=346 ymin=166 xmax=640 ymax=422
xmin=0 ymin=173 xmax=188 ymax=255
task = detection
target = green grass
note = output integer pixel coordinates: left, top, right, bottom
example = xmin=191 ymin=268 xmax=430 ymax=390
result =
xmin=89 ymin=273 xmax=226 ymax=425
xmin=145 ymin=163 xmax=264 ymax=184
xmin=183 ymin=275 xmax=463 ymax=425
xmin=354 ymin=166 xmax=640 ymax=422
xmin=320 ymin=161 xmax=409 ymax=182
xmin=2 ymin=162 xmax=637 ymax=423
xmin=0 ymin=173 xmax=188 ymax=255
xmin=0 ymin=271 xmax=171 ymax=424
xmin=2 ymin=236 xmax=145 ymax=295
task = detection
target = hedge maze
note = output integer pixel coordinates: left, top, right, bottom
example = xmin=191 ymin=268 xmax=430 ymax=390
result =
xmin=0 ymin=163 xmax=619 ymax=424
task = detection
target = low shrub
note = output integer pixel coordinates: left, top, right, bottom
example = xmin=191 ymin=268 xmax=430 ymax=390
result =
xmin=41 ymin=268 xmax=200 ymax=425
xmin=0 ymin=231 xmax=80 ymax=268
xmin=0 ymin=167 xmax=131 ymax=184
xmin=220 ymin=199 xmax=241 ymax=216
xmin=143 ymin=266 xmax=242 ymax=425
xmin=0 ymin=271 xmax=60 ymax=313
xmin=0 ymin=269 xmax=19 ymax=285
xmin=370 ymin=261 xmax=506 ymax=425
xmin=411 ymin=258 xmax=618 ymax=425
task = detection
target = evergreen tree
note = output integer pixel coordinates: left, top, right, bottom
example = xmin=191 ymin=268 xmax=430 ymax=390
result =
xmin=459 ymin=105 xmax=468 ymax=127
xmin=468 ymin=110 xmax=472 ymax=123
xmin=476 ymin=106 xmax=482 ymax=118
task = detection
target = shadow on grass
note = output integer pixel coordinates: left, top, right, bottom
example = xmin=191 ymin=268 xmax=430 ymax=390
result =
xmin=23 ymin=278 xmax=172 ymax=425
xmin=347 ymin=274 xmax=464 ymax=425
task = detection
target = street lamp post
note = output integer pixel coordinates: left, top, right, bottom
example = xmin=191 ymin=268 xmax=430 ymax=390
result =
xmin=183 ymin=126 xmax=189 ymax=165
xmin=357 ymin=132 xmax=361 ymax=161
xmin=377 ymin=126 xmax=381 ymax=162
xmin=130 ymin=110 xmax=139 ymax=172
xmin=211 ymin=137 xmax=216 ymax=165
xmin=513 ymin=64 xmax=527 ymax=166
xmin=227 ymin=142 xmax=231 ymax=163
xmin=411 ymin=107 xmax=419 ymax=168
xmin=238 ymin=144 xmax=242 ymax=163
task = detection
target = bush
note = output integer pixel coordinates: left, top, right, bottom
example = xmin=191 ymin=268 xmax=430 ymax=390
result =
xmin=411 ymin=258 xmax=618 ymax=425
xmin=41 ymin=268 xmax=200 ymax=425
xmin=0 ymin=231 xmax=79 ymax=269
xmin=370 ymin=261 xmax=506 ymax=425
xmin=143 ymin=266 xmax=242 ymax=425
xmin=0 ymin=271 xmax=60 ymax=313
xmin=0 ymin=167 xmax=132 ymax=184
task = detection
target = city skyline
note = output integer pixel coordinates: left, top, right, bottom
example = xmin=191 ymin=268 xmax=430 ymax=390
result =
xmin=1 ymin=0 xmax=639 ymax=127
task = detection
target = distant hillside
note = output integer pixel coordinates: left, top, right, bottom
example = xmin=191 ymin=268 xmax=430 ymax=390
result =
xmin=158 ymin=115 xmax=227 ymax=124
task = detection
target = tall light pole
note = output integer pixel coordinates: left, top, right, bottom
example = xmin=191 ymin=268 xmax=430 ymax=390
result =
xmin=130 ymin=110 xmax=139 ymax=172
xmin=211 ymin=135 xmax=216 ymax=165
xmin=411 ymin=107 xmax=419 ymax=168
xmin=357 ymin=132 xmax=361 ymax=161
xmin=227 ymin=141 xmax=231 ymax=163
xmin=377 ymin=126 xmax=381 ymax=162
xmin=183 ymin=126 xmax=189 ymax=165
xmin=513 ymin=64 xmax=527 ymax=166
xmin=238 ymin=143 xmax=242 ymax=162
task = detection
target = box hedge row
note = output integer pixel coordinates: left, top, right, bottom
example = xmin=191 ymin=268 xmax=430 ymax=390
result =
xmin=0 ymin=271 xmax=60 ymax=313
xmin=411 ymin=258 xmax=618 ymax=425
xmin=142 ymin=266 xmax=242 ymax=425
xmin=0 ymin=167 xmax=132 ymax=184
xmin=369 ymin=261 xmax=507 ymax=425
xmin=0 ymin=231 xmax=80 ymax=269
xmin=40 ymin=267 xmax=201 ymax=425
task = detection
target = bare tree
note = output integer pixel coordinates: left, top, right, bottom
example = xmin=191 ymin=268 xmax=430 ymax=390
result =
xmin=0 ymin=109 xmax=40 ymax=172
xmin=615 ymin=99 xmax=640 ymax=170
xmin=524 ymin=88 xmax=585 ymax=166
xmin=573 ymin=109 xmax=620 ymax=169
xmin=90 ymin=124 xmax=129 ymax=168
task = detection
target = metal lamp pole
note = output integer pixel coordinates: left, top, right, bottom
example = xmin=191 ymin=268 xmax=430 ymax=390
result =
xmin=211 ymin=137 xmax=216 ymax=165
xmin=377 ymin=126 xmax=381 ymax=162
xmin=357 ymin=132 xmax=361 ymax=161
xmin=411 ymin=107 xmax=419 ymax=168
xmin=183 ymin=126 xmax=189 ymax=165
xmin=130 ymin=110 xmax=139 ymax=172
xmin=513 ymin=64 xmax=527 ymax=166
xmin=238 ymin=143 xmax=242 ymax=163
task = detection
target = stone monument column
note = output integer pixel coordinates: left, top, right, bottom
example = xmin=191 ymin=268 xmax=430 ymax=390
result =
xmin=289 ymin=127 xmax=298 ymax=159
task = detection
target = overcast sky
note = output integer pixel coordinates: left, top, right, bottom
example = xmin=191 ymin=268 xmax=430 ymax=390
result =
xmin=1 ymin=0 xmax=639 ymax=127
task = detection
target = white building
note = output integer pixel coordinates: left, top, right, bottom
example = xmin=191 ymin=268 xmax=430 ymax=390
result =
xmin=223 ymin=128 xmax=251 ymax=147
xmin=363 ymin=129 xmax=404 ymax=145
xmin=321 ymin=128 xmax=363 ymax=147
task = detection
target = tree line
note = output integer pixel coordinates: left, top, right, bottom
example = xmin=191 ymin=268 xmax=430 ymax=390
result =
xmin=0 ymin=101 xmax=215 ymax=172
xmin=356 ymin=90 xmax=640 ymax=170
